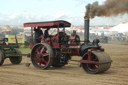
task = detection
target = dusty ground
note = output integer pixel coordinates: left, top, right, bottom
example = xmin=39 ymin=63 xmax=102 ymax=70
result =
xmin=0 ymin=44 xmax=128 ymax=85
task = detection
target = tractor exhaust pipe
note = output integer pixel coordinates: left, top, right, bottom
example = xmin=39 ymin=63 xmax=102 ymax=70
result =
xmin=84 ymin=16 xmax=90 ymax=44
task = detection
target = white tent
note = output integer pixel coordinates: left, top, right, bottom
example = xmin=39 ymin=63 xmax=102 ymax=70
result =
xmin=109 ymin=22 xmax=128 ymax=33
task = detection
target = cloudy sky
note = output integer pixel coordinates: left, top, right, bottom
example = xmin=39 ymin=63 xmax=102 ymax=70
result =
xmin=0 ymin=0 xmax=128 ymax=26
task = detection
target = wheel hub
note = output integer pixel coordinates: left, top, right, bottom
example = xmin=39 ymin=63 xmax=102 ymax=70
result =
xmin=38 ymin=54 xmax=42 ymax=58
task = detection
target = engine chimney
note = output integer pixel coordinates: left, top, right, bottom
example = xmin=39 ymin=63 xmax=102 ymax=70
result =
xmin=84 ymin=16 xmax=90 ymax=44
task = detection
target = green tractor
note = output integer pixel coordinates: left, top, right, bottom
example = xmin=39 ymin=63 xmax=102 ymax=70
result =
xmin=0 ymin=33 xmax=22 ymax=66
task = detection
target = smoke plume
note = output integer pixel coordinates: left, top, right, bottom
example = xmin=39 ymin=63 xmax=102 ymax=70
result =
xmin=86 ymin=0 xmax=128 ymax=18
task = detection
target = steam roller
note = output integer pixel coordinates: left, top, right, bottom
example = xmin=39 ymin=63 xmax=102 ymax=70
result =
xmin=23 ymin=15 xmax=112 ymax=74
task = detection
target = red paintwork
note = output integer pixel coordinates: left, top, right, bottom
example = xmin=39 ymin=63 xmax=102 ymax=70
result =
xmin=38 ymin=35 xmax=44 ymax=41
xmin=31 ymin=27 xmax=33 ymax=40
xmin=23 ymin=18 xmax=110 ymax=73
xmin=88 ymin=49 xmax=92 ymax=61
xmin=80 ymin=48 xmax=100 ymax=71
xmin=24 ymin=20 xmax=71 ymax=28
xmin=34 ymin=45 xmax=49 ymax=67
xmin=29 ymin=43 xmax=34 ymax=49
xmin=70 ymin=36 xmax=75 ymax=44
xmin=24 ymin=20 xmax=71 ymax=49
xmin=61 ymin=45 xmax=80 ymax=56
xmin=24 ymin=20 xmax=88 ymax=56
xmin=52 ymin=43 xmax=60 ymax=48
xmin=44 ymin=38 xmax=51 ymax=45
xmin=57 ymin=25 xmax=59 ymax=43
xmin=80 ymin=60 xmax=99 ymax=65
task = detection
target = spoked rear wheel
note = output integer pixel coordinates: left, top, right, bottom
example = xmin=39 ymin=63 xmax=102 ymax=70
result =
xmin=81 ymin=51 xmax=112 ymax=74
xmin=31 ymin=43 xmax=54 ymax=69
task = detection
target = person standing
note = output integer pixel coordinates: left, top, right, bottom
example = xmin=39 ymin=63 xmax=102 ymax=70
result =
xmin=71 ymin=30 xmax=80 ymax=44
xmin=44 ymin=28 xmax=50 ymax=39
xmin=34 ymin=27 xmax=43 ymax=43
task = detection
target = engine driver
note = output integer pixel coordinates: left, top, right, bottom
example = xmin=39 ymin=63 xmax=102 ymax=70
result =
xmin=34 ymin=27 xmax=43 ymax=43
xmin=44 ymin=28 xmax=50 ymax=39
xmin=70 ymin=30 xmax=80 ymax=44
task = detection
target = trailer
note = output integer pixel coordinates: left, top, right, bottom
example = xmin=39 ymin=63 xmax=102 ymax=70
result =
xmin=0 ymin=35 xmax=22 ymax=66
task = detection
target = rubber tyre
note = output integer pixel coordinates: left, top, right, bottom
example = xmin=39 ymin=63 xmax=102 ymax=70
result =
xmin=0 ymin=50 xmax=4 ymax=66
xmin=9 ymin=49 xmax=22 ymax=64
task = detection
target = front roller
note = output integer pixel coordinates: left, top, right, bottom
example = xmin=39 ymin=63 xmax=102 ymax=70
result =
xmin=31 ymin=43 xmax=54 ymax=69
xmin=81 ymin=50 xmax=112 ymax=74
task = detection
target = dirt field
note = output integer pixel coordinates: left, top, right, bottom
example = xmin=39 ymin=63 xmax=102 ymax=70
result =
xmin=0 ymin=44 xmax=128 ymax=85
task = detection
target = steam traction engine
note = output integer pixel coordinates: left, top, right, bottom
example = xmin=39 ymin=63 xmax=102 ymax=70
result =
xmin=24 ymin=16 xmax=112 ymax=74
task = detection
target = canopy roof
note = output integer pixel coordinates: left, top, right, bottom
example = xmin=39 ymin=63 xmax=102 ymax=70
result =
xmin=24 ymin=20 xmax=71 ymax=28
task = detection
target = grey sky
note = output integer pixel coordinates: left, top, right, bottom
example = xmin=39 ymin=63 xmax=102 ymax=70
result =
xmin=0 ymin=0 xmax=127 ymax=26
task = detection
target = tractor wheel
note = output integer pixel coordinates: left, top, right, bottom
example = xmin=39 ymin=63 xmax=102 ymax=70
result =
xmin=9 ymin=49 xmax=22 ymax=64
xmin=0 ymin=50 xmax=4 ymax=66
xmin=81 ymin=51 xmax=112 ymax=74
xmin=31 ymin=43 xmax=54 ymax=69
